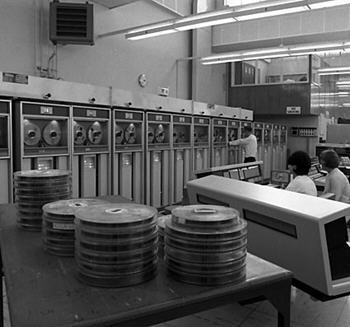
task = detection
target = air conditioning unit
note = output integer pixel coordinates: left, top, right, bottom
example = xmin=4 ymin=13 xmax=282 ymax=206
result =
xmin=49 ymin=2 xmax=94 ymax=45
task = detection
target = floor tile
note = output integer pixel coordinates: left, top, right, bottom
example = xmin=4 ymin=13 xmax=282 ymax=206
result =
xmin=336 ymin=297 xmax=350 ymax=324
xmin=255 ymin=288 xmax=347 ymax=327
xmin=239 ymin=310 xmax=304 ymax=327
xmin=193 ymin=303 xmax=253 ymax=326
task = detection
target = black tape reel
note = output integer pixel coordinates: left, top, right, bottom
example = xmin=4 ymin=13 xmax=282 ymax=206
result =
xmin=194 ymin=132 xmax=198 ymax=143
xmin=125 ymin=123 xmax=136 ymax=144
xmin=88 ymin=121 xmax=103 ymax=145
xmin=23 ymin=119 xmax=41 ymax=146
xmin=154 ymin=124 xmax=165 ymax=143
xmin=173 ymin=127 xmax=179 ymax=143
xmin=147 ymin=126 xmax=154 ymax=143
xmin=73 ymin=121 xmax=87 ymax=145
xmin=43 ymin=120 xmax=62 ymax=146
xmin=115 ymin=123 xmax=124 ymax=144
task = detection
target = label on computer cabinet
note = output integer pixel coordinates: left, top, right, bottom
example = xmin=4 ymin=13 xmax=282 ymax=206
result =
xmin=286 ymin=106 xmax=301 ymax=115
xmin=87 ymin=110 xmax=97 ymax=117
xmin=3 ymin=72 xmax=28 ymax=84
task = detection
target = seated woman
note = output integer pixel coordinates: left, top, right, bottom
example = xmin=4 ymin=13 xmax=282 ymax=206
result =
xmin=285 ymin=151 xmax=317 ymax=196
xmin=320 ymin=149 xmax=350 ymax=202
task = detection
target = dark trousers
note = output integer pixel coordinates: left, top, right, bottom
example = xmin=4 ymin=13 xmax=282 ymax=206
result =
xmin=244 ymin=157 xmax=256 ymax=163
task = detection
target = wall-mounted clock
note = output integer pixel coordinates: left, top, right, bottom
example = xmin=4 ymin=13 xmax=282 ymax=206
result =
xmin=138 ymin=73 xmax=147 ymax=87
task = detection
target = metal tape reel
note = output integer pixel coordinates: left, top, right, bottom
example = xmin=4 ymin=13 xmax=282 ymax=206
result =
xmin=155 ymin=124 xmax=165 ymax=143
xmin=23 ymin=119 xmax=41 ymax=146
xmin=115 ymin=123 xmax=124 ymax=144
xmin=147 ymin=127 xmax=154 ymax=143
xmin=43 ymin=120 xmax=62 ymax=146
xmin=173 ymin=128 xmax=179 ymax=143
xmin=88 ymin=121 xmax=103 ymax=145
xmin=125 ymin=123 xmax=136 ymax=144
xmin=73 ymin=121 xmax=87 ymax=145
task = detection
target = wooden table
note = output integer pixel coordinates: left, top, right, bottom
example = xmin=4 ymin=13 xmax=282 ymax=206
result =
xmin=0 ymin=199 xmax=292 ymax=327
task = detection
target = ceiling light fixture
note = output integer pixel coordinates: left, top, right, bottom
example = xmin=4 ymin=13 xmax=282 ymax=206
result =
xmin=126 ymin=0 xmax=350 ymax=40
xmin=317 ymin=66 xmax=350 ymax=76
xmin=308 ymin=0 xmax=350 ymax=9
xmin=337 ymin=80 xmax=350 ymax=85
xmin=318 ymin=71 xmax=350 ymax=76
xmin=200 ymin=42 xmax=350 ymax=65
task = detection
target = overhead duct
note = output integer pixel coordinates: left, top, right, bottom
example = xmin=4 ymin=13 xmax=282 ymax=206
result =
xmin=49 ymin=1 xmax=94 ymax=45
xmin=91 ymin=0 xmax=141 ymax=9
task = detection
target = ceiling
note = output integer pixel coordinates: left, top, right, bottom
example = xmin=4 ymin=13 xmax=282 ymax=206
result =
xmin=91 ymin=0 xmax=141 ymax=9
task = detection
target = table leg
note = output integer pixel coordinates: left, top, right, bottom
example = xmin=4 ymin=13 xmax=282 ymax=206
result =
xmin=264 ymin=279 xmax=291 ymax=327
xmin=0 ymin=248 xmax=3 ymax=327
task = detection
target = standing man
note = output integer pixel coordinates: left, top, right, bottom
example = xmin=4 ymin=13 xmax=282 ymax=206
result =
xmin=229 ymin=126 xmax=257 ymax=163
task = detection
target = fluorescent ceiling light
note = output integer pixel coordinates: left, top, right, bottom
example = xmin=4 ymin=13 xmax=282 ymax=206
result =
xmin=125 ymin=0 xmax=350 ymax=40
xmin=243 ymin=48 xmax=289 ymax=56
xmin=337 ymin=80 xmax=350 ymax=85
xmin=318 ymin=71 xmax=350 ymax=76
xmin=201 ymin=41 xmax=350 ymax=65
xmin=293 ymin=49 xmax=350 ymax=57
xmin=204 ymin=47 xmax=288 ymax=61
xmin=201 ymin=53 xmax=290 ymax=65
xmin=338 ymin=85 xmax=350 ymax=89
xmin=235 ymin=6 xmax=307 ymax=21
xmin=126 ymin=29 xmax=176 ymax=40
xmin=318 ymin=66 xmax=350 ymax=73
xmin=202 ymin=59 xmax=242 ymax=65
xmin=177 ymin=8 xmax=234 ymax=23
xmin=343 ymin=103 xmax=350 ymax=107
xmin=318 ymin=92 xmax=350 ymax=96
xmin=234 ymin=0 xmax=307 ymax=11
xmin=308 ymin=0 xmax=350 ymax=9
xmin=175 ymin=17 xmax=235 ymax=31
xmin=128 ymin=21 xmax=175 ymax=34
xmin=126 ymin=21 xmax=176 ymax=40
xmin=290 ymin=43 xmax=345 ymax=51
xmin=241 ymin=53 xmax=290 ymax=60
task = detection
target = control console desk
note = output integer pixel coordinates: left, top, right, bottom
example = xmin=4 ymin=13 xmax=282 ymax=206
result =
xmin=187 ymin=175 xmax=350 ymax=298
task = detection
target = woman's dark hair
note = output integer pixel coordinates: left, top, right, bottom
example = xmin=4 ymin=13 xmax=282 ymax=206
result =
xmin=320 ymin=149 xmax=339 ymax=169
xmin=287 ymin=151 xmax=311 ymax=175
xmin=243 ymin=126 xmax=252 ymax=133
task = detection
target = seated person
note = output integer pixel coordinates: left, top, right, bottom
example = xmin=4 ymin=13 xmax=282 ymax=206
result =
xmin=320 ymin=149 xmax=350 ymax=203
xmin=285 ymin=151 xmax=317 ymax=196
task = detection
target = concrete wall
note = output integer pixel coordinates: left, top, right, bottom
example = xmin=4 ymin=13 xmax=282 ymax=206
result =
xmin=0 ymin=1 xmax=37 ymax=76
xmin=0 ymin=0 xmax=194 ymax=100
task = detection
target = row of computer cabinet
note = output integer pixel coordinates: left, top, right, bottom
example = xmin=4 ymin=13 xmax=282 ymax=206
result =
xmin=0 ymin=98 xmax=287 ymax=208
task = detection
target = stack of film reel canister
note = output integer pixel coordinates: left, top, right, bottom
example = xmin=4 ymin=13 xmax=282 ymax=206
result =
xmin=42 ymin=199 xmax=109 ymax=256
xmin=74 ymin=203 xmax=159 ymax=287
xmin=14 ymin=170 xmax=72 ymax=231
xmin=165 ymin=205 xmax=247 ymax=286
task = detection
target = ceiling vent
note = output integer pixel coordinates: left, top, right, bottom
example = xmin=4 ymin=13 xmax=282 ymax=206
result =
xmin=49 ymin=2 xmax=94 ymax=45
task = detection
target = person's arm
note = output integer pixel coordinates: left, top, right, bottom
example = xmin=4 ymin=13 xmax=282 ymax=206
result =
xmin=329 ymin=177 xmax=344 ymax=201
xmin=285 ymin=180 xmax=297 ymax=192
xmin=229 ymin=136 xmax=250 ymax=146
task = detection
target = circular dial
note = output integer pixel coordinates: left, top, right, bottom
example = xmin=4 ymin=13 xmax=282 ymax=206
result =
xmin=138 ymin=74 xmax=147 ymax=88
